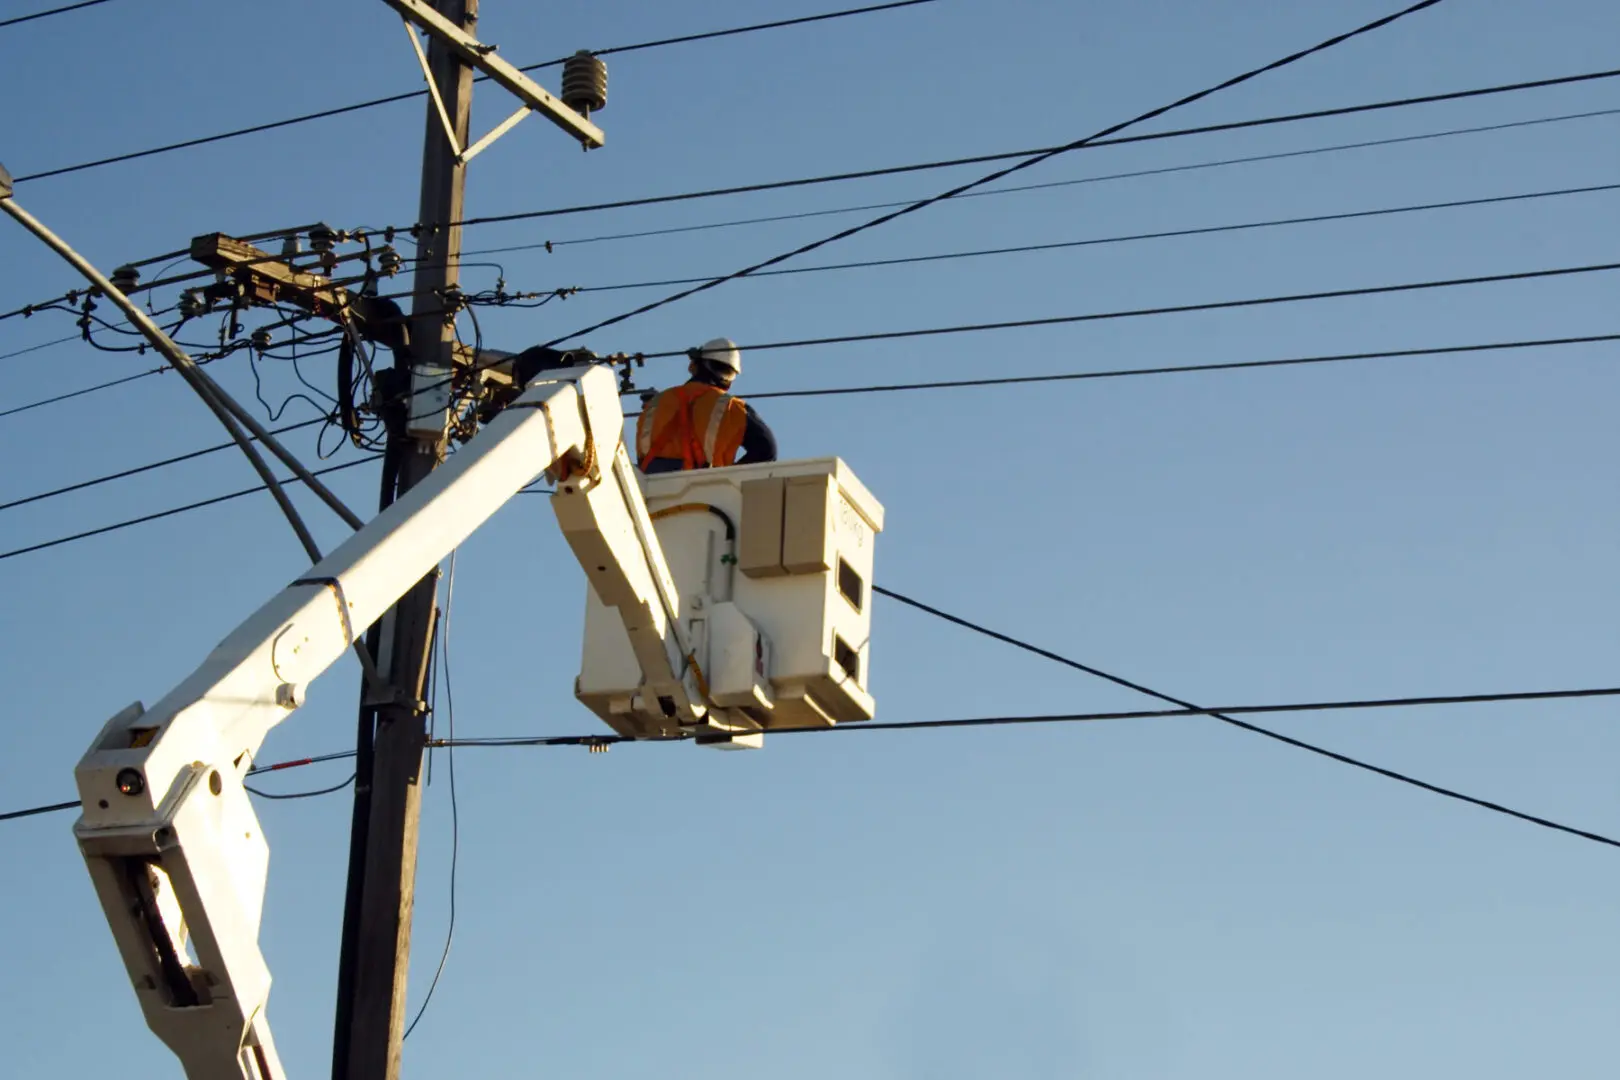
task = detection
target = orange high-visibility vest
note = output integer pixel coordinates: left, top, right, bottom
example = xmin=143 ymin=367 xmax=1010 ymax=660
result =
xmin=636 ymin=383 xmax=749 ymax=471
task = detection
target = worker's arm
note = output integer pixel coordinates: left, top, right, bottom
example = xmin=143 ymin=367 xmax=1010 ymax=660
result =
xmin=738 ymin=402 xmax=777 ymax=464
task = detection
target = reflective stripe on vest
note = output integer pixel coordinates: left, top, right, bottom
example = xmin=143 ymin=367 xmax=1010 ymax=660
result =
xmin=636 ymin=384 xmax=748 ymax=470
xmin=702 ymin=391 xmax=735 ymax=464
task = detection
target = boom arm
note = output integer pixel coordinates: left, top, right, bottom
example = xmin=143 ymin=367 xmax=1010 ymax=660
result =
xmin=71 ymin=363 xmax=701 ymax=1080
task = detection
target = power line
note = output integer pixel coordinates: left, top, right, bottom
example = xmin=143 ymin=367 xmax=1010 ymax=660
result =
xmin=0 ymin=798 xmax=80 ymax=822
xmin=743 ymin=334 xmax=1620 ymax=400
xmin=0 ymin=364 xmax=170 ymax=419
xmin=6 ymin=145 xmax=1607 ymax=426
xmin=9 ymin=68 xmax=1614 ymax=324
xmin=10 ymin=170 xmax=1607 ymax=399
xmin=631 ymin=261 xmax=1620 ymax=360
xmin=0 ymin=329 xmax=284 ymax=419
xmin=466 ymin=107 xmax=1620 ymax=255
xmin=0 ymin=307 xmax=267 ymax=419
xmin=8 ymin=1 xmax=942 ymax=185
xmin=10 ymin=332 xmax=1609 ymax=527
xmin=0 ymin=0 xmax=114 ymax=30
xmin=872 ymin=587 xmax=1620 ymax=851
xmin=10 ymin=684 xmax=1619 ymax=822
xmin=572 ymin=182 xmax=1620 ymax=293
xmin=3 ymin=749 xmax=358 ymax=822
xmin=0 ymin=455 xmax=376 ymax=563
xmin=0 ymin=334 xmax=79 ymax=361
xmin=540 ymin=0 xmax=1459 ymax=347
xmin=787 ymin=688 xmax=1620 ymax=734
xmin=14 ymin=250 xmax=1595 ymax=430
xmin=448 ymin=68 xmax=1620 ymax=234
xmin=8 ymin=75 xmax=1614 ymax=337
xmin=244 ymin=774 xmax=357 ymax=801
xmin=440 ymin=685 xmax=1620 ymax=747
xmin=0 ymin=417 xmax=325 ymax=513
xmin=579 ymin=0 xmax=940 ymax=59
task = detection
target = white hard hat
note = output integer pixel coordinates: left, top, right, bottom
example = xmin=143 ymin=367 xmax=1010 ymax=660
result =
xmin=695 ymin=336 xmax=741 ymax=376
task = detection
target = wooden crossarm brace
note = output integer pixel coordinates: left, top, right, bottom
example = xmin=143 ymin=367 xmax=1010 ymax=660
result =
xmin=381 ymin=0 xmax=605 ymax=149
xmin=189 ymin=234 xmax=354 ymax=317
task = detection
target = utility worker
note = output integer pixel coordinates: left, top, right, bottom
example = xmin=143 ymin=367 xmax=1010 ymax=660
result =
xmin=636 ymin=337 xmax=777 ymax=474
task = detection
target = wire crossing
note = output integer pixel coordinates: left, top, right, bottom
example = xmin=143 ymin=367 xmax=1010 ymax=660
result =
xmin=463 ymin=108 xmax=1620 ymax=255
xmin=3 ymin=333 xmax=1609 ymax=532
xmin=540 ymin=0 xmax=1457 ymax=347
xmin=442 ymin=685 xmax=1620 ymax=747
xmin=8 ymin=70 xmax=1615 ymax=322
xmin=7 ymin=684 xmax=1619 ymax=822
xmin=15 ymin=257 xmax=1613 ymax=426
xmin=447 ymin=68 xmax=1620 ymax=233
xmin=631 ymin=261 xmax=1620 ymax=359
xmin=743 ymin=334 xmax=1620 ymax=400
xmin=872 ymin=587 xmax=1620 ymax=850
xmin=571 ymin=183 xmax=1620 ymax=293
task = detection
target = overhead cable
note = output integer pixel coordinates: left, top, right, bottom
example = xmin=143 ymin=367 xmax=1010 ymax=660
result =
xmin=14 ymin=186 xmax=1603 ymax=428
xmin=21 ymin=253 xmax=1602 ymax=427
xmin=577 ymin=1 xmax=940 ymax=59
xmin=9 ymin=76 xmax=1615 ymax=328
xmin=464 ymin=108 xmax=1620 ymax=255
xmin=439 ymin=685 xmax=1620 ymax=748
xmin=743 ymin=334 xmax=1620 ymax=400
xmin=631 ymin=261 xmax=1620 ymax=360
xmin=574 ymin=182 xmax=1620 ymax=293
xmin=11 ymin=332 xmax=1609 ymax=526
xmin=0 ymin=318 xmax=340 ymax=421
xmin=0 ymin=456 xmax=377 ymax=563
xmin=0 ymin=0 xmax=114 ymax=30
xmin=0 ymin=364 xmax=173 ymax=419
xmin=244 ymin=774 xmax=357 ymax=801
xmin=449 ymin=67 xmax=1620 ymax=234
xmin=873 ymin=586 xmax=1620 ymax=851
xmin=9 ymin=69 xmax=1613 ymax=321
xmin=8 ymin=1 xmax=942 ymax=184
xmin=541 ymin=0 xmax=1459 ymax=347
xmin=4 ymin=749 xmax=358 ymax=822
xmin=9 ymin=684 xmax=1619 ymax=824
xmin=0 ymin=334 xmax=79 ymax=361
xmin=0 ymin=417 xmax=326 ymax=513
xmin=0 ymin=195 xmax=349 ymax=565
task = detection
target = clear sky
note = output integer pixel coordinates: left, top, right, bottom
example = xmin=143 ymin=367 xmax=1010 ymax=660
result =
xmin=2 ymin=1 xmax=1617 ymax=1077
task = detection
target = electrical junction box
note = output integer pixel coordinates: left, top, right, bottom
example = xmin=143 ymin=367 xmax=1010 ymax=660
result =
xmin=406 ymin=363 xmax=454 ymax=439
xmin=576 ymin=457 xmax=884 ymax=742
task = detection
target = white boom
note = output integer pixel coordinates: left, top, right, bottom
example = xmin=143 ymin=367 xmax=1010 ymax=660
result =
xmin=70 ymin=364 xmax=707 ymax=1080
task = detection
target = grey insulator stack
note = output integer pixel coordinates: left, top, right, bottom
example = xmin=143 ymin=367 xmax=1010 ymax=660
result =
xmin=561 ymin=50 xmax=607 ymax=117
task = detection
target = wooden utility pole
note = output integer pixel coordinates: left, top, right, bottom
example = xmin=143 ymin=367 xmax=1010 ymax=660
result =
xmin=334 ymin=3 xmax=475 ymax=1079
xmin=326 ymin=5 xmax=602 ymax=1077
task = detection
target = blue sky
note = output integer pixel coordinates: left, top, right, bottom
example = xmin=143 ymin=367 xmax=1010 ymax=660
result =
xmin=2 ymin=1 xmax=1618 ymax=1077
